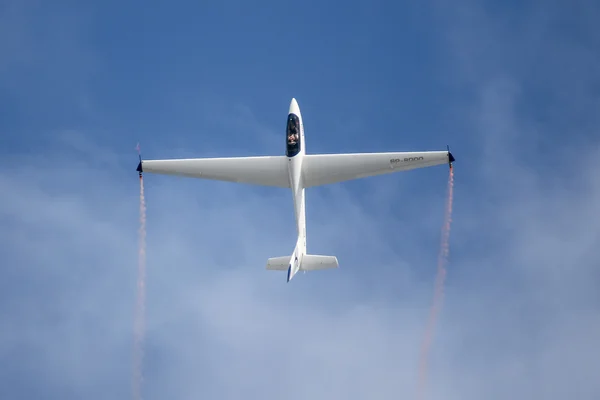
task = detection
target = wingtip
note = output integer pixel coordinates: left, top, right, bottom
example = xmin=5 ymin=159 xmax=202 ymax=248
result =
xmin=135 ymin=143 xmax=143 ymax=175
xmin=447 ymin=145 xmax=455 ymax=165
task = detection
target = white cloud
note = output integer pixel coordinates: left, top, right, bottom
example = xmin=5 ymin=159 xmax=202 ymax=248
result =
xmin=2 ymin=108 xmax=599 ymax=398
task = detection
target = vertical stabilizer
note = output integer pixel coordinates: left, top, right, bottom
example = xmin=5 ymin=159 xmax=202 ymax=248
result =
xmin=287 ymin=247 xmax=301 ymax=282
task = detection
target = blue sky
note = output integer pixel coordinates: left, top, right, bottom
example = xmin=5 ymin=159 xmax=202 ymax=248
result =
xmin=1 ymin=0 xmax=600 ymax=399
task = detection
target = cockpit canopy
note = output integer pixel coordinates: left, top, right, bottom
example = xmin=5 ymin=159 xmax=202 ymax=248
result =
xmin=286 ymin=113 xmax=301 ymax=157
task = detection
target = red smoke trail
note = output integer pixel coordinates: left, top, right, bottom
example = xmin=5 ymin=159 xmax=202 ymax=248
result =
xmin=133 ymin=174 xmax=147 ymax=400
xmin=416 ymin=166 xmax=454 ymax=400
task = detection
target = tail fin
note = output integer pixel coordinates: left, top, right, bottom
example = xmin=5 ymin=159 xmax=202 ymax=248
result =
xmin=301 ymin=254 xmax=339 ymax=271
xmin=266 ymin=252 xmax=300 ymax=282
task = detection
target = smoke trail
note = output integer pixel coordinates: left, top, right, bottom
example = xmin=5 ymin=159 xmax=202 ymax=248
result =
xmin=133 ymin=174 xmax=147 ymax=400
xmin=415 ymin=166 xmax=454 ymax=400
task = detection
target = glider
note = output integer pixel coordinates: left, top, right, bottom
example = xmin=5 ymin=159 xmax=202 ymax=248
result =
xmin=137 ymin=98 xmax=455 ymax=282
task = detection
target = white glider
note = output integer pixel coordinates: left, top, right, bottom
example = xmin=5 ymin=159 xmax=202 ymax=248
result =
xmin=137 ymin=98 xmax=455 ymax=282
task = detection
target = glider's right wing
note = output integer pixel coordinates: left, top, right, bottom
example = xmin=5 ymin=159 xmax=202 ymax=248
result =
xmin=137 ymin=156 xmax=291 ymax=188
xmin=301 ymin=150 xmax=454 ymax=188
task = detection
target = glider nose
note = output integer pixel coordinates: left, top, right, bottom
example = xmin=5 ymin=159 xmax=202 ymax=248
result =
xmin=289 ymin=98 xmax=300 ymax=116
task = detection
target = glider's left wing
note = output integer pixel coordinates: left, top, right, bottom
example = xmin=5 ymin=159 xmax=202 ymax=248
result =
xmin=138 ymin=156 xmax=291 ymax=188
xmin=301 ymin=150 xmax=453 ymax=188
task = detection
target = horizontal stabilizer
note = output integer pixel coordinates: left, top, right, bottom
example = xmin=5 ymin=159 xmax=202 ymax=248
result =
xmin=266 ymin=254 xmax=339 ymax=272
xmin=266 ymin=256 xmax=290 ymax=271
xmin=300 ymin=254 xmax=339 ymax=271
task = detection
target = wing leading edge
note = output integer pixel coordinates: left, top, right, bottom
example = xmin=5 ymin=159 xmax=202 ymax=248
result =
xmin=138 ymin=156 xmax=291 ymax=188
xmin=301 ymin=151 xmax=453 ymax=188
